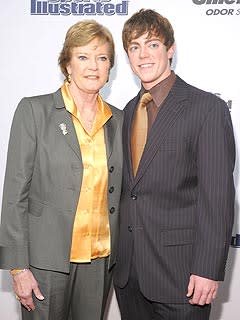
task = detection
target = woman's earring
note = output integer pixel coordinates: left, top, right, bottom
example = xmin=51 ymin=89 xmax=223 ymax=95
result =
xmin=67 ymin=74 xmax=71 ymax=83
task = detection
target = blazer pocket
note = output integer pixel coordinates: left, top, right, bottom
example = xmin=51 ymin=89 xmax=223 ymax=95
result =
xmin=161 ymin=228 xmax=194 ymax=246
xmin=28 ymin=198 xmax=44 ymax=217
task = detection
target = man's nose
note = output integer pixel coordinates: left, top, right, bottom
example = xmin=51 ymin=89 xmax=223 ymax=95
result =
xmin=139 ymin=46 xmax=149 ymax=58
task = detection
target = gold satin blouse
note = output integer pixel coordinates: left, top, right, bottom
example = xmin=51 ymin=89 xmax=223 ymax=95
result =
xmin=61 ymin=82 xmax=112 ymax=263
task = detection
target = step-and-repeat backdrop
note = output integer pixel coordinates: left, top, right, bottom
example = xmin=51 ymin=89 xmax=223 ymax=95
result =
xmin=0 ymin=1 xmax=239 ymax=319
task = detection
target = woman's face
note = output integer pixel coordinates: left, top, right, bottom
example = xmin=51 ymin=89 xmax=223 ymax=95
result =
xmin=66 ymin=38 xmax=111 ymax=95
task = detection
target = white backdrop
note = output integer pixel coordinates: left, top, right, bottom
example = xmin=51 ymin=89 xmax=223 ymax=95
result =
xmin=0 ymin=1 xmax=239 ymax=319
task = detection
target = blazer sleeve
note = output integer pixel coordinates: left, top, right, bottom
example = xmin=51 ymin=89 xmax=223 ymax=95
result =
xmin=190 ymin=99 xmax=235 ymax=281
xmin=0 ymin=98 xmax=37 ymax=269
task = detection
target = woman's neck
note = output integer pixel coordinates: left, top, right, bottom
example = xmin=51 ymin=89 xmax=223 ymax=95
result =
xmin=68 ymin=81 xmax=98 ymax=112
xmin=68 ymin=81 xmax=98 ymax=132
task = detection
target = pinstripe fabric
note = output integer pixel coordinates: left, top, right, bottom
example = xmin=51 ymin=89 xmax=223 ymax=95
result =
xmin=115 ymin=252 xmax=210 ymax=319
xmin=114 ymin=76 xmax=235 ymax=305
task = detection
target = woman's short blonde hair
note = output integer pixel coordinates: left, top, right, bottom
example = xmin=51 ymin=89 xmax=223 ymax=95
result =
xmin=59 ymin=20 xmax=115 ymax=79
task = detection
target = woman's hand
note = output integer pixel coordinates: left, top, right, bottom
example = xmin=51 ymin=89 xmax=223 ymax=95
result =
xmin=12 ymin=269 xmax=44 ymax=311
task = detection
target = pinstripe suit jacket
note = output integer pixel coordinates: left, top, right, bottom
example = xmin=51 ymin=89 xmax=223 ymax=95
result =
xmin=114 ymin=76 xmax=235 ymax=303
xmin=0 ymin=88 xmax=123 ymax=273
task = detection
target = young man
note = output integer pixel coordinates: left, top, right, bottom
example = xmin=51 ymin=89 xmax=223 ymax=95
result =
xmin=114 ymin=9 xmax=235 ymax=320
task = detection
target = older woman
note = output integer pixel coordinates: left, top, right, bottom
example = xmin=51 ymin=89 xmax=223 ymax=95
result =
xmin=0 ymin=20 xmax=123 ymax=320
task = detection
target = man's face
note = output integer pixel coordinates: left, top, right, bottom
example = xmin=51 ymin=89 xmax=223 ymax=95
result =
xmin=127 ymin=33 xmax=175 ymax=90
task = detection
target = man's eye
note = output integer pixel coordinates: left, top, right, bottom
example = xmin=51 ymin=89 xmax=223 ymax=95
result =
xmin=129 ymin=46 xmax=138 ymax=52
xmin=149 ymin=42 xmax=159 ymax=49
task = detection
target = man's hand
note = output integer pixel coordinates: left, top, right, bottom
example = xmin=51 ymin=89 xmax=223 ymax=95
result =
xmin=12 ymin=269 xmax=44 ymax=311
xmin=186 ymin=274 xmax=218 ymax=305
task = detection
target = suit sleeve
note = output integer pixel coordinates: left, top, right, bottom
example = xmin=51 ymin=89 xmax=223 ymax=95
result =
xmin=0 ymin=98 xmax=37 ymax=269
xmin=190 ymin=99 xmax=235 ymax=281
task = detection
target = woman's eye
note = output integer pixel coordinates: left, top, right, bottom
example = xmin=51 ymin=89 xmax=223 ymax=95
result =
xmin=78 ymin=55 xmax=87 ymax=61
xmin=98 ymin=56 xmax=108 ymax=61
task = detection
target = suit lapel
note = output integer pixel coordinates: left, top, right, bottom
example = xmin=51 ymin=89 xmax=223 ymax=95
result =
xmin=133 ymin=77 xmax=189 ymax=185
xmin=53 ymin=89 xmax=81 ymax=160
xmin=124 ymin=95 xmax=140 ymax=184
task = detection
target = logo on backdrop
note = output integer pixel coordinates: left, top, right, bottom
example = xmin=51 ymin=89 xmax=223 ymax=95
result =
xmin=30 ymin=0 xmax=129 ymax=16
xmin=231 ymin=233 xmax=240 ymax=248
xmin=192 ymin=0 xmax=240 ymax=15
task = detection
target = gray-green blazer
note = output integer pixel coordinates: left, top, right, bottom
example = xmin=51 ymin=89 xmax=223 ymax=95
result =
xmin=0 ymin=88 xmax=123 ymax=272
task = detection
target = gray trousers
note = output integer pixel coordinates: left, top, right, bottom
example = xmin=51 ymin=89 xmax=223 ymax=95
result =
xmin=21 ymin=258 xmax=112 ymax=320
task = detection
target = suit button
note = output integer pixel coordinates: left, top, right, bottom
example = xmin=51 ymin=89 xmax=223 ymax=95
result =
xmin=109 ymin=166 xmax=114 ymax=173
xmin=131 ymin=194 xmax=137 ymax=200
xmin=110 ymin=207 xmax=115 ymax=214
xmin=109 ymin=186 xmax=114 ymax=193
xmin=128 ymin=226 xmax=133 ymax=232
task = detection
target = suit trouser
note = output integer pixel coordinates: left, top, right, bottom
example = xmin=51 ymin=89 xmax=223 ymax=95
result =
xmin=21 ymin=257 xmax=112 ymax=320
xmin=114 ymin=258 xmax=211 ymax=320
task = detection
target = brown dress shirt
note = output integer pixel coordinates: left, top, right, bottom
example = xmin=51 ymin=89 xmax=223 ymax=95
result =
xmin=131 ymin=71 xmax=176 ymax=176
xmin=143 ymin=71 xmax=176 ymax=132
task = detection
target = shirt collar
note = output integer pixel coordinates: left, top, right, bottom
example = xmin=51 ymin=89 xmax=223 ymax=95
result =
xmin=61 ymin=81 xmax=112 ymax=136
xmin=140 ymin=71 xmax=176 ymax=107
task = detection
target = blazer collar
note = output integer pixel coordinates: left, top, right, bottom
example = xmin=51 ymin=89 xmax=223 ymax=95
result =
xmin=104 ymin=113 xmax=117 ymax=159
xmin=54 ymin=88 xmax=66 ymax=109
xmin=53 ymin=88 xmax=116 ymax=161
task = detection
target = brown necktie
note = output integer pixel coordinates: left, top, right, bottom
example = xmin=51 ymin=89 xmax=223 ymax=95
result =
xmin=131 ymin=92 xmax=152 ymax=176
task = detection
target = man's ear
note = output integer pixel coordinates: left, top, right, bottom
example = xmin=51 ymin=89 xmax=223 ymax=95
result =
xmin=167 ymin=43 xmax=175 ymax=59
